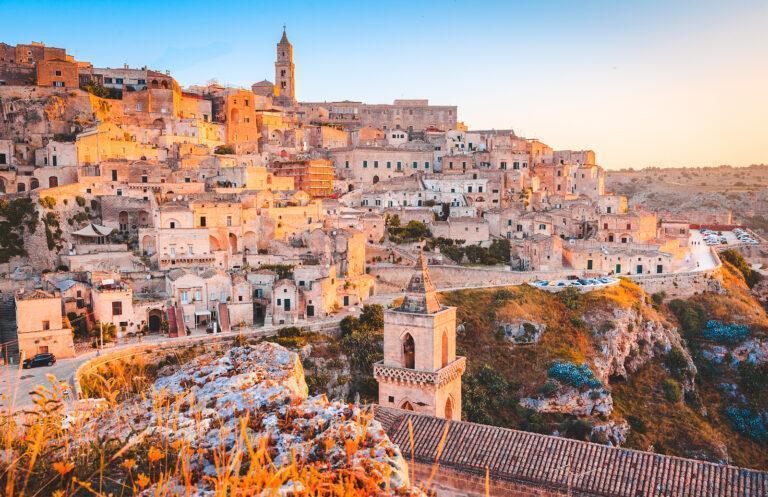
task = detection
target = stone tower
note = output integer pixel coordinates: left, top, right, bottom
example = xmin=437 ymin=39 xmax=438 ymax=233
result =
xmin=374 ymin=254 xmax=465 ymax=420
xmin=274 ymin=26 xmax=295 ymax=107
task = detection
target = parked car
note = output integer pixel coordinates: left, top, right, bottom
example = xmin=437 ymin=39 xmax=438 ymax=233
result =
xmin=23 ymin=352 xmax=56 ymax=369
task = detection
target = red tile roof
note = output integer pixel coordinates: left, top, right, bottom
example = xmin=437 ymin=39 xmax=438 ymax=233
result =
xmin=375 ymin=407 xmax=767 ymax=497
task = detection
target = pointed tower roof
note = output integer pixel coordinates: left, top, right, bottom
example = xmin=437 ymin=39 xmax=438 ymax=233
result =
xmin=279 ymin=25 xmax=290 ymax=45
xmin=397 ymin=253 xmax=442 ymax=314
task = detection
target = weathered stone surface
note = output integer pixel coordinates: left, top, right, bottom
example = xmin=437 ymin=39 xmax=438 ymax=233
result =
xmin=520 ymin=384 xmax=613 ymax=417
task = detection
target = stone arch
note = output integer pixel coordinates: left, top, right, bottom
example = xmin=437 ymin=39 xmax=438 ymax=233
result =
xmin=372 ymin=175 xmax=380 ymax=184
xmin=141 ymin=235 xmax=156 ymax=255
xmin=118 ymin=211 xmax=129 ymax=231
xmin=48 ymin=176 xmax=58 ymax=188
xmin=16 ymin=182 xmax=25 ymax=192
xmin=147 ymin=308 xmax=163 ymax=332
xmin=137 ymin=210 xmax=150 ymax=227
xmin=402 ymin=333 xmax=415 ymax=369
xmin=445 ymin=396 xmax=454 ymax=420
xmin=347 ymin=184 xmax=354 ymax=192
xmin=29 ymin=178 xmax=39 ymax=190
xmin=0 ymin=178 xmax=7 ymax=193
xmin=209 ymin=235 xmax=224 ymax=251
xmin=161 ymin=80 xmax=169 ymax=89
xmin=243 ymin=231 xmax=258 ymax=252
xmin=230 ymin=108 xmax=240 ymax=124
xmin=441 ymin=330 xmax=449 ymax=368
xmin=400 ymin=400 xmax=414 ymax=411
xmin=228 ymin=232 xmax=238 ymax=253
xmin=150 ymin=79 xmax=160 ymax=89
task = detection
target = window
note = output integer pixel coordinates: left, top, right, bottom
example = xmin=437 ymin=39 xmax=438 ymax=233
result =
xmin=373 ymin=160 xmax=378 ymax=168
xmin=386 ymin=161 xmax=391 ymax=169
xmin=42 ymin=320 xmax=50 ymax=330
xmin=425 ymin=162 xmax=430 ymax=169
xmin=180 ymin=291 xmax=189 ymax=304
xmin=53 ymin=81 xmax=64 ymax=87
xmin=55 ymin=70 xmax=62 ymax=76
xmin=169 ymin=221 xmax=176 ymax=229
xmin=284 ymin=298 xmax=291 ymax=311
xmin=0 ymin=153 xmax=5 ymax=164
xmin=500 ymin=161 xmax=507 ymax=170
xmin=587 ymin=259 xmax=593 ymax=270
xmin=344 ymin=160 xmax=349 ymax=168
xmin=363 ymin=160 xmax=368 ymax=168
xmin=112 ymin=301 xmax=123 ymax=316
xmin=412 ymin=161 xmax=417 ymax=169
xmin=226 ymin=216 xmax=232 ymax=227
xmin=111 ymin=170 xmax=118 ymax=181
xmin=116 ymin=78 xmax=123 ymax=84
xmin=200 ymin=216 xmax=206 ymax=227
xmin=104 ymin=77 xmax=113 ymax=84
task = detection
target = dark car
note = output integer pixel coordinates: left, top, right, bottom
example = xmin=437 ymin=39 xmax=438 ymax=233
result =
xmin=23 ymin=353 xmax=56 ymax=369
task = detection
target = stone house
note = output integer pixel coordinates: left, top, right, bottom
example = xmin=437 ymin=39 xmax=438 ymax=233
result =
xmin=15 ymin=289 xmax=75 ymax=359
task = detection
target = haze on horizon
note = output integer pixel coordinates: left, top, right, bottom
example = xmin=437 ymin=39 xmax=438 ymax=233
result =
xmin=2 ymin=0 xmax=766 ymax=170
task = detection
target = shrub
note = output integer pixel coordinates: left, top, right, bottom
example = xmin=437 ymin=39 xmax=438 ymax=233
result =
xmin=651 ymin=291 xmax=666 ymax=308
xmin=462 ymin=364 xmax=518 ymax=426
xmin=39 ymin=196 xmax=57 ymax=209
xmin=665 ymin=346 xmax=689 ymax=380
xmin=214 ymin=144 xmax=235 ymax=155
xmin=540 ymin=379 xmax=558 ymax=396
xmin=737 ymin=361 xmax=768 ymax=397
xmin=702 ymin=320 xmax=750 ymax=344
xmin=725 ymin=406 xmax=768 ymax=443
xmin=547 ymin=361 xmax=602 ymax=390
xmin=662 ymin=378 xmax=682 ymax=402
xmin=668 ymin=299 xmax=707 ymax=340
xmin=720 ymin=249 xmax=762 ymax=287
xmin=558 ymin=286 xmax=582 ymax=310
xmin=75 ymin=195 xmax=86 ymax=207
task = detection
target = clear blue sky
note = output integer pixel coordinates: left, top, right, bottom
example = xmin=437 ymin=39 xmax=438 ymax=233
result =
xmin=2 ymin=0 xmax=767 ymax=169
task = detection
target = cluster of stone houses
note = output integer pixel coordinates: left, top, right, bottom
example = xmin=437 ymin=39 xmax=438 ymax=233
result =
xmin=0 ymin=29 xmax=701 ymax=363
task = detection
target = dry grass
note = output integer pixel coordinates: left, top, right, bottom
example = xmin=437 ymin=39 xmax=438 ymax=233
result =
xmin=0 ymin=344 xmax=428 ymax=496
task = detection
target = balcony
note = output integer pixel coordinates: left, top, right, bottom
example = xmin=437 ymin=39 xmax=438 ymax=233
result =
xmin=373 ymin=356 xmax=466 ymax=387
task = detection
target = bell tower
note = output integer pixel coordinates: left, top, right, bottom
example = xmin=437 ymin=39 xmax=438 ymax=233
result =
xmin=374 ymin=254 xmax=465 ymax=420
xmin=274 ymin=25 xmax=295 ymax=107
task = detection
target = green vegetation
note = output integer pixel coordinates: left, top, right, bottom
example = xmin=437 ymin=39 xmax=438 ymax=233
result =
xmin=80 ymin=81 xmax=121 ymax=99
xmin=0 ymin=198 xmax=39 ymax=263
xmin=338 ymin=305 xmax=384 ymax=401
xmin=386 ymin=216 xmax=432 ymax=244
xmin=214 ymin=144 xmax=235 ymax=155
xmin=719 ymin=249 xmax=762 ymax=288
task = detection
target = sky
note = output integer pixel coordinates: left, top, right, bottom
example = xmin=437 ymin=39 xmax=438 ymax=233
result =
xmin=2 ymin=0 xmax=767 ymax=169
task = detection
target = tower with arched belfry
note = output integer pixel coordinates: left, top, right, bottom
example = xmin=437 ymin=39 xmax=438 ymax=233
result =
xmin=274 ymin=26 xmax=295 ymax=107
xmin=374 ymin=254 xmax=465 ymax=420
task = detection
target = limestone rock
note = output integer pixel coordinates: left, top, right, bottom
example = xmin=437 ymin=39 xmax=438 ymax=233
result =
xmin=520 ymin=385 xmax=613 ymax=418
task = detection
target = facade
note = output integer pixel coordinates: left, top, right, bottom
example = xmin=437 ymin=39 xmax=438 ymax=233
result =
xmin=374 ymin=255 xmax=465 ymax=420
xmin=299 ymin=99 xmax=457 ymax=132
xmin=268 ymin=158 xmax=334 ymax=197
xmin=15 ymin=289 xmax=75 ymax=360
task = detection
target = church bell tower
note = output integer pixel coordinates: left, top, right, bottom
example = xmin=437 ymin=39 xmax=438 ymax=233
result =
xmin=374 ymin=254 xmax=465 ymax=420
xmin=274 ymin=26 xmax=296 ymax=107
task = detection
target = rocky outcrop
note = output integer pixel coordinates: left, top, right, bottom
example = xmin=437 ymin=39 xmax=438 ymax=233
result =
xmin=75 ymin=342 xmax=421 ymax=495
xmin=591 ymin=420 xmax=630 ymax=447
xmin=584 ymin=305 xmax=697 ymax=391
xmin=498 ymin=319 xmax=545 ymax=345
xmin=520 ymin=384 xmax=612 ymax=418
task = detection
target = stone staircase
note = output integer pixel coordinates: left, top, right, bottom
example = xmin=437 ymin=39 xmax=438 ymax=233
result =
xmin=0 ymin=293 xmax=19 ymax=363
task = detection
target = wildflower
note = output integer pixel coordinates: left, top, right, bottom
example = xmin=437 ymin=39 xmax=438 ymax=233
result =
xmin=148 ymin=446 xmax=164 ymax=463
xmin=53 ymin=461 xmax=74 ymax=476
xmin=121 ymin=458 xmax=137 ymax=471
xmin=136 ymin=472 xmax=150 ymax=489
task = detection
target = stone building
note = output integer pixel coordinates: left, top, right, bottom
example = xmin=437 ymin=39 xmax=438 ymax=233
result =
xmin=15 ymin=289 xmax=75 ymax=360
xmin=299 ymin=99 xmax=457 ymax=132
xmin=374 ymin=255 xmax=465 ymax=420
xmin=268 ymin=158 xmax=334 ymax=198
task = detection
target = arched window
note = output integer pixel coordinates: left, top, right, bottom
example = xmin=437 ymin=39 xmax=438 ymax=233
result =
xmin=402 ymin=333 xmax=415 ymax=369
xmin=30 ymin=178 xmax=39 ymax=190
xmin=445 ymin=397 xmax=453 ymax=420
xmin=401 ymin=400 xmax=414 ymax=411
xmin=48 ymin=176 xmax=58 ymax=188
xmin=441 ymin=331 xmax=449 ymax=368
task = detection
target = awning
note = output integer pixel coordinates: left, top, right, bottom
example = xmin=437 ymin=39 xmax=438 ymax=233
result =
xmin=71 ymin=223 xmax=114 ymax=238
xmin=194 ymin=310 xmax=211 ymax=316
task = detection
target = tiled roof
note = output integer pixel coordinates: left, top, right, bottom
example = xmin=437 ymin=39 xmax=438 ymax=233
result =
xmin=375 ymin=407 xmax=767 ymax=497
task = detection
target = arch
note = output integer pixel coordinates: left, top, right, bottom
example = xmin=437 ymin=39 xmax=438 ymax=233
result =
xmin=441 ymin=330 xmax=449 ymax=368
xmin=0 ymin=178 xmax=6 ymax=193
xmin=16 ymin=182 xmax=25 ymax=192
xmin=400 ymin=400 xmax=414 ymax=411
xmin=118 ymin=210 xmax=129 ymax=227
xmin=372 ymin=175 xmax=380 ymax=184
xmin=444 ymin=397 xmax=454 ymax=420
xmin=228 ymin=232 xmax=238 ymax=253
xmin=243 ymin=231 xmax=258 ymax=252
xmin=230 ymin=108 xmax=240 ymax=124
xmin=209 ymin=235 xmax=224 ymax=252
xmin=141 ymin=235 xmax=156 ymax=255
xmin=347 ymin=184 xmax=354 ymax=192
xmin=29 ymin=178 xmax=39 ymax=190
xmin=150 ymin=79 xmax=160 ymax=89
xmin=48 ymin=176 xmax=58 ymax=188
xmin=147 ymin=309 xmax=163 ymax=333
xmin=402 ymin=333 xmax=415 ymax=369
xmin=161 ymin=80 xmax=169 ymax=89
xmin=137 ymin=210 xmax=150 ymax=227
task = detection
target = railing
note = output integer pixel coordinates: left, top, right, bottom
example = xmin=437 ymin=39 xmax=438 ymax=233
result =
xmin=373 ymin=356 xmax=466 ymax=387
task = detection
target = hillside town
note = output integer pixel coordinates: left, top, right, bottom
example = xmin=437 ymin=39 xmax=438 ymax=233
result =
xmin=1 ymin=31 xmax=768 ymax=497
